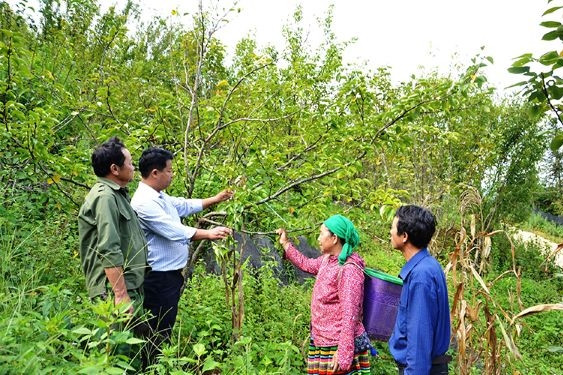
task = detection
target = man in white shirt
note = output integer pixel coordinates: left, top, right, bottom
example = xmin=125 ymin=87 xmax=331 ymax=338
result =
xmin=131 ymin=147 xmax=232 ymax=359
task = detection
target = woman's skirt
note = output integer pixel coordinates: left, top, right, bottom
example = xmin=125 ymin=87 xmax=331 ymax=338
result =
xmin=307 ymin=339 xmax=371 ymax=375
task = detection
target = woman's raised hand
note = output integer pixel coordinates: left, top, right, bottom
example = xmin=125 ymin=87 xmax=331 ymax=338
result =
xmin=276 ymin=228 xmax=289 ymax=247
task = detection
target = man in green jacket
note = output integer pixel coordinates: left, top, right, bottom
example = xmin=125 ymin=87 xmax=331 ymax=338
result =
xmin=78 ymin=137 xmax=148 ymax=314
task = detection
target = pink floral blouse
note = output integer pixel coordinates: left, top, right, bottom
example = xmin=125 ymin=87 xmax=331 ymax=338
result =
xmin=284 ymin=243 xmax=366 ymax=371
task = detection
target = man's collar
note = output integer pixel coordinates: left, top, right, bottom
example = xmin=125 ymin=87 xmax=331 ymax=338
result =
xmin=399 ymin=248 xmax=429 ymax=280
xmin=138 ymin=181 xmax=162 ymax=199
xmin=97 ymin=177 xmax=123 ymax=191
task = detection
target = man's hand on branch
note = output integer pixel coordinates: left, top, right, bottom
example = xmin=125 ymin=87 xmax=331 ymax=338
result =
xmin=215 ymin=189 xmax=234 ymax=203
xmin=203 ymin=189 xmax=234 ymax=209
xmin=207 ymin=226 xmax=233 ymax=240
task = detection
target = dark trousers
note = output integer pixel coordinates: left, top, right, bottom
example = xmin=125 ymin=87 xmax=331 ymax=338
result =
xmin=142 ymin=269 xmax=184 ymax=363
xmin=398 ymin=363 xmax=449 ymax=375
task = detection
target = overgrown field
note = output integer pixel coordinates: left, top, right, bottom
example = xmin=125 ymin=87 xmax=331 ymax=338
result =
xmin=1 ymin=210 xmax=561 ymax=374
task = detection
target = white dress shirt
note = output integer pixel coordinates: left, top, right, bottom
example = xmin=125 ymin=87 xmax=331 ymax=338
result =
xmin=131 ymin=182 xmax=203 ymax=271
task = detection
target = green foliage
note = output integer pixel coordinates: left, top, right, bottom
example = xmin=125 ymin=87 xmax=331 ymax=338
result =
xmin=534 ymin=179 xmax=563 ymax=215
xmin=3 ymin=211 xmax=559 ymax=374
xmin=481 ymin=103 xmax=548 ymax=225
xmin=0 ymin=219 xmax=145 ymax=374
xmin=178 ymin=264 xmax=309 ymax=373
xmin=509 ymin=0 xmax=563 ymax=151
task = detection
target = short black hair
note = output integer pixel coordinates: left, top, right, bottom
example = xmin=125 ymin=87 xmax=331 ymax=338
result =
xmin=91 ymin=137 xmax=126 ymax=177
xmin=138 ymin=148 xmax=174 ymax=178
xmin=395 ymin=205 xmax=436 ymax=249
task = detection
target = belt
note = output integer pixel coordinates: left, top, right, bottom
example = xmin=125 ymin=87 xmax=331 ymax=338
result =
xmin=432 ymin=354 xmax=452 ymax=365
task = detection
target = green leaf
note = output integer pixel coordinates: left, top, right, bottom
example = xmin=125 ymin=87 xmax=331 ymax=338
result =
xmin=511 ymin=56 xmax=533 ymax=68
xmin=550 ymin=133 xmax=563 ymax=151
xmin=125 ymin=337 xmax=145 ymax=345
xmin=78 ymin=366 xmax=102 ymax=374
xmin=116 ymin=361 xmax=135 ymax=371
xmin=193 ymin=342 xmax=207 ymax=357
xmin=542 ymin=30 xmax=560 ymax=41
xmin=508 ymin=66 xmax=530 ymax=74
xmin=539 ymin=51 xmax=560 ymax=65
xmin=72 ymin=327 xmax=92 ymax=335
xmin=529 ymin=91 xmax=546 ymax=102
xmin=202 ymin=358 xmax=220 ymax=372
xmin=104 ymin=368 xmax=125 ymax=375
xmin=542 ymin=6 xmax=563 ymax=16
xmin=540 ymin=21 xmax=561 ymax=28
xmin=513 ymin=53 xmax=533 ymax=60
xmin=506 ymin=80 xmax=529 ymax=89
xmin=527 ymin=104 xmax=544 ymax=118
xmin=548 ymin=84 xmax=563 ymax=100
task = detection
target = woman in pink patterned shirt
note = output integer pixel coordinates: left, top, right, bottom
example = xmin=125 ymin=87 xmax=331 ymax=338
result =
xmin=277 ymin=214 xmax=371 ymax=375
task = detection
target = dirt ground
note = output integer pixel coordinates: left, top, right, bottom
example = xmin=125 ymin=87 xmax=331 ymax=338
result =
xmin=513 ymin=230 xmax=563 ymax=268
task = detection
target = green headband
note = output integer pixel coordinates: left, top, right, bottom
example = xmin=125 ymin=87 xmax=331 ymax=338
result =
xmin=323 ymin=214 xmax=360 ymax=265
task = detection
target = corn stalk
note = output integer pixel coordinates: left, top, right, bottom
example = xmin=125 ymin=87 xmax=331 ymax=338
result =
xmin=447 ymin=187 xmax=522 ymax=374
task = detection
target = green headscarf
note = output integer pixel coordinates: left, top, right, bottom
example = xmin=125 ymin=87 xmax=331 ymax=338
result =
xmin=323 ymin=214 xmax=360 ymax=265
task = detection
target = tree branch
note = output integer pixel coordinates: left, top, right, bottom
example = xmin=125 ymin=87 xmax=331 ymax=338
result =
xmin=541 ymin=73 xmax=563 ymax=127
xmin=250 ymin=166 xmax=342 ymax=208
xmin=276 ymin=134 xmax=323 ymax=171
xmin=370 ymin=97 xmax=438 ymax=143
xmin=216 ymin=63 xmax=273 ymax=128
xmin=190 ymin=113 xmax=296 ymax=190
xmin=60 ymin=176 xmax=90 ymax=190
xmin=248 ymin=95 xmax=445 ymax=208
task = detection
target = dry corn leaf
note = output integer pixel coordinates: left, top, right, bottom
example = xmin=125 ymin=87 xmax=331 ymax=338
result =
xmin=546 ymin=243 xmax=563 ymax=262
xmin=469 ymin=265 xmax=490 ymax=294
xmin=510 ymin=303 xmax=563 ymax=324
xmin=482 ymin=236 xmax=492 ymax=259
xmin=451 ymin=283 xmax=464 ymax=316
xmin=467 ymin=301 xmax=481 ymax=322
xmin=457 ymin=326 xmax=466 ymax=358
xmin=515 ymin=323 xmax=522 ymax=336
xmin=460 ymin=299 xmax=467 ymax=320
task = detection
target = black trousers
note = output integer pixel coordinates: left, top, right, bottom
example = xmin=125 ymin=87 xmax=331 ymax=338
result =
xmin=398 ymin=363 xmax=449 ymax=375
xmin=142 ymin=269 xmax=184 ymax=363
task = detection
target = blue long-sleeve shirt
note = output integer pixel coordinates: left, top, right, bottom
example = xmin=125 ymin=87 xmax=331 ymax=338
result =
xmin=389 ymin=249 xmax=451 ymax=374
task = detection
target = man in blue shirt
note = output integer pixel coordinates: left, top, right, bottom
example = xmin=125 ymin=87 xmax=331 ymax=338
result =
xmin=388 ymin=205 xmax=451 ymax=375
xmin=131 ymin=148 xmax=233 ymax=362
